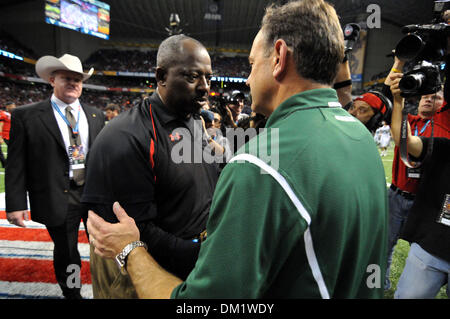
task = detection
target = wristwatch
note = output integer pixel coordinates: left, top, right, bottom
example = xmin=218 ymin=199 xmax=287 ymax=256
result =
xmin=115 ymin=240 xmax=148 ymax=275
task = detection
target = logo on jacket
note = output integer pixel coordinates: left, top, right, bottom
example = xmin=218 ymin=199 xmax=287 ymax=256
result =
xmin=169 ymin=132 xmax=181 ymax=141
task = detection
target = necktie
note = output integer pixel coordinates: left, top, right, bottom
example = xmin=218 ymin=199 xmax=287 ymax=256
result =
xmin=65 ymin=106 xmax=84 ymax=186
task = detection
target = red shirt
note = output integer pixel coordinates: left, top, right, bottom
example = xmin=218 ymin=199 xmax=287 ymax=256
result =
xmin=392 ymin=105 xmax=450 ymax=193
xmin=0 ymin=110 xmax=11 ymax=140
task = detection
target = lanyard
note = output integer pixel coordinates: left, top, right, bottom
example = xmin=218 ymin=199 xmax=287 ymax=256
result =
xmin=414 ymin=120 xmax=430 ymax=136
xmin=51 ymin=101 xmax=80 ymax=135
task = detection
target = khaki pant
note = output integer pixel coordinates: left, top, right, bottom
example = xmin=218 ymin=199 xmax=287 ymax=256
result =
xmin=89 ymin=243 xmax=138 ymax=299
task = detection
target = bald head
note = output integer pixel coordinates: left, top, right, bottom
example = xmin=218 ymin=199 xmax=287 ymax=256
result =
xmin=157 ymin=34 xmax=207 ymax=69
xmin=155 ymin=35 xmax=212 ymax=118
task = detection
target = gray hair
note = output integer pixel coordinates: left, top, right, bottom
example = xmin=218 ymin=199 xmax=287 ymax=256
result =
xmin=156 ymin=34 xmax=205 ymax=69
xmin=261 ymin=0 xmax=345 ymax=85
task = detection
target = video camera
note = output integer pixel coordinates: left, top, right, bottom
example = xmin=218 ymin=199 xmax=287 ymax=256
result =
xmin=395 ymin=1 xmax=450 ymax=98
xmin=211 ymin=90 xmax=245 ymax=117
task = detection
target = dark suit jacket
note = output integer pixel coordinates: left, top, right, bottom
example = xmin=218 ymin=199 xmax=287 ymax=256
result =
xmin=5 ymin=98 xmax=105 ymax=227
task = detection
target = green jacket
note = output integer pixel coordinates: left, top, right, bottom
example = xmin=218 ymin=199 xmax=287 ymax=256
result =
xmin=172 ymin=88 xmax=388 ymax=298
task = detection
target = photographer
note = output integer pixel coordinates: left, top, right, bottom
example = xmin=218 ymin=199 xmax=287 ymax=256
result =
xmin=335 ymin=65 xmax=392 ymax=133
xmin=383 ymin=5 xmax=450 ymax=292
xmin=333 ymin=43 xmax=392 ymax=133
xmin=389 ymin=72 xmax=449 ymax=298
xmin=218 ymin=91 xmax=249 ymax=129
xmin=348 ymin=91 xmax=392 ymax=133
xmin=383 ymin=58 xmax=450 ymax=290
xmin=200 ymin=108 xmax=232 ymax=164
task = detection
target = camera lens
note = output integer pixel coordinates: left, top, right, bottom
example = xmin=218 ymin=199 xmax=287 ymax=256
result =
xmin=395 ymin=34 xmax=424 ymax=61
xmin=399 ymin=73 xmax=425 ymax=92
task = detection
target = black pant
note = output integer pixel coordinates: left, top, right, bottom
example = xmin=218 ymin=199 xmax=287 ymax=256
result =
xmin=46 ymin=183 xmax=88 ymax=299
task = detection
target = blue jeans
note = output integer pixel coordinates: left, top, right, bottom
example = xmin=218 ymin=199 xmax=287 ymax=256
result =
xmin=385 ymin=188 xmax=414 ymax=289
xmin=395 ymin=243 xmax=450 ymax=299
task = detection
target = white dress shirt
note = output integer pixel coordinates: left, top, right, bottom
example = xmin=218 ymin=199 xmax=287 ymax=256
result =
xmin=51 ymin=94 xmax=89 ymax=178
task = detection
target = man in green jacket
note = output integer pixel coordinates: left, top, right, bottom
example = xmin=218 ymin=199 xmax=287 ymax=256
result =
xmin=87 ymin=0 xmax=388 ymax=298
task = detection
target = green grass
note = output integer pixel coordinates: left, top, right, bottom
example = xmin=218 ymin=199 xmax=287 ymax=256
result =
xmin=380 ymin=142 xmax=448 ymax=299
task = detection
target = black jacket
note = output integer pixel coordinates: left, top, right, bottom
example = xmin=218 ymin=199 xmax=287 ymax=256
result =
xmin=401 ymin=137 xmax=450 ymax=262
xmin=82 ymin=94 xmax=219 ymax=278
xmin=5 ymin=99 xmax=105 ymax=227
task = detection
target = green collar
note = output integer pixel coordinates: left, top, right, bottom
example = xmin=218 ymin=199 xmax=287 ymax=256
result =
xmin=265 ymin=88 xmax=340 ymax=127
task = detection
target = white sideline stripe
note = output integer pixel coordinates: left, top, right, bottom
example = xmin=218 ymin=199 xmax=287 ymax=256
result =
xmin=0 ymin=281 xmax=93 ymax=299
xmin=0 ymin=219 xmax=47 ymax=229
xmin=0 ymin=192 xmax=6 ymax=210
xmin=0 ymin=219 xmax=87 ymax=231
xmin=0 ymin=240 xmax=90 ymax=261
xmin=230 ymin=153 xmax=330 ymax=299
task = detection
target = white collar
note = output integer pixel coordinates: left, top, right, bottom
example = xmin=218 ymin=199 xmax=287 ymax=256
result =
xmin=51 ymin=94 xmax=80 ymax=110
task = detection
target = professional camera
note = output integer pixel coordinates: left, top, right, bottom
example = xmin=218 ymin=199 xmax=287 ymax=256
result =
xmin=399 ymin=61 xmax=443 ymax=97
xmin=228 ymin=90 xmax=246 ymax=105
xmin=209 ymin=95 xmax=228 ymax=120
xmin=212 ymin=91 xmax=245 ymax=117
xmin=395 ymin=0 xmax=450 ymax=98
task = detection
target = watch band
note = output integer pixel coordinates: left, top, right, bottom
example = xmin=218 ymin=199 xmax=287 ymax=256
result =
xmin=115 ymin=240 xmax=148 ymax=275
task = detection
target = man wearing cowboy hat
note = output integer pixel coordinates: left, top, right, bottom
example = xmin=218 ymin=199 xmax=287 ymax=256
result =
xmin=5 ymin=53 xmax=105 ymax=299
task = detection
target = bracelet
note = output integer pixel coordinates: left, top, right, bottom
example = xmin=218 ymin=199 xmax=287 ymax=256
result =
xmin=115 ymin=240 xmax=148 ymax=275
xmin=391 ymin=68 xmax=401 ymax=73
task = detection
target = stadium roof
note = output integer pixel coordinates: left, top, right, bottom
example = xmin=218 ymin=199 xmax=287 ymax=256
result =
xmin=0 ymin=0 xmax=439 ymax=52
xmin=105 ymin=0 xmax=435 ymax=51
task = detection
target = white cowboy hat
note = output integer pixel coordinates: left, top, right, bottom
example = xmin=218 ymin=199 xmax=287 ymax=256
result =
xmin=35 ymin=53 xmax=94 ymax=82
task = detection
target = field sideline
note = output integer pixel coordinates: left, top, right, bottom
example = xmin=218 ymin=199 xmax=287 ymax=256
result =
xmin=0 ymin=143 xmax=447 ymax=298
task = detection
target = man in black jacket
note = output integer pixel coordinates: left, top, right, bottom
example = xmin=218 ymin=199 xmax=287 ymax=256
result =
xmin=5 ymin=54 xmax=105 ymax=299
xmin=82 ymin=34 xmax=220 ymax=298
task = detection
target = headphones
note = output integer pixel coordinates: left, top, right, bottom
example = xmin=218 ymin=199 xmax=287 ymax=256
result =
xmin=364 ymin=90 xmax=393 ymax=132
